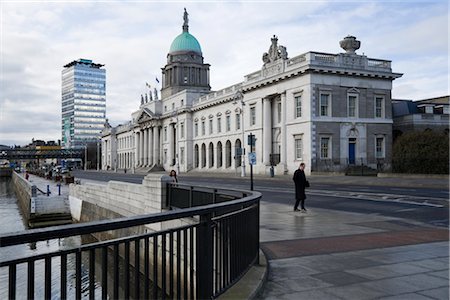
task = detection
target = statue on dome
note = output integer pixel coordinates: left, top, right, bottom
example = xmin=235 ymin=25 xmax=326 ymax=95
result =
xmin=183 ymin=8 xmax=189 ymax=27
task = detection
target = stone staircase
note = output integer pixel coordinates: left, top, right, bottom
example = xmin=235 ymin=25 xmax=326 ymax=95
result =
xmin=30 ymin=196 xmax=72 ymax=228
xmin=345 ymin=165 xmax=378 ymax=176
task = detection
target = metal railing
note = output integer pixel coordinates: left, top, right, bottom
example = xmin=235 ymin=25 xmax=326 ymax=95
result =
xmin=0 ymin=184 xmax=261 ymax=299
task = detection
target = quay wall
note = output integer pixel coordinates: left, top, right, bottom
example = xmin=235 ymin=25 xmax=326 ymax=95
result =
xmin=69 ymin=174 xmax=196 ymax=297
xmin=11 ymin=171 xmax=36 ymax=224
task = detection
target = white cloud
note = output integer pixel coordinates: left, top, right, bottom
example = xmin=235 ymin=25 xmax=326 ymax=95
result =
xmin=0 ymin=1 xmax=448 ymax=146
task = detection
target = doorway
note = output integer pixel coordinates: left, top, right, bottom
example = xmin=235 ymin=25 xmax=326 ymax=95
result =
xmin=348 ymin=138 xmax=356 ymax=165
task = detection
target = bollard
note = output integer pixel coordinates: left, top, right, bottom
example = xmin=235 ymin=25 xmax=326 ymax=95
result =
xmin=47 ymin=185 xmax=50 ymax=196
xmin=58 ymin=184 xmax=61 ymax=196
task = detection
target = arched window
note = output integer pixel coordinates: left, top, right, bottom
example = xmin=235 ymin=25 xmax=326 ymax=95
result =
xmin=201 ymin=143 xmax=206 ymax=168
xmin=209 ymin=142 xmax=214 ymax=168
xmin=235 ymin=139 xmax=242 ymax=167
xmin=217 ymin=141 xmax=223 ymax=168
xmin=194 ymin=144 xmax=199 ymax=168
xmin=225 ymin=140 xmax=232 ymax=168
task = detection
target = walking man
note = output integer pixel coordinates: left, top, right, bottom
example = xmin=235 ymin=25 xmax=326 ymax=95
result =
xmin=293 ymin=163 xmax=308 ymax=212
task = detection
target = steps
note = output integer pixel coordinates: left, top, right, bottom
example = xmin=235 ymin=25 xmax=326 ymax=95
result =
xmin=345 ymin=165 xmax=378 ymax=176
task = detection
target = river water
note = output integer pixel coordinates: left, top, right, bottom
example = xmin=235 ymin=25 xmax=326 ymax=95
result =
xmin=0 ymin=178 xmax=102 ymax=299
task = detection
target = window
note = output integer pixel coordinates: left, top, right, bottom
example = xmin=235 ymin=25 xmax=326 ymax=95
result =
xmin=172 ymin=103 xmax=175 ymax=111
xmin=295 ymin=137 xmax=303 ymax=160
xmin=236 ymin=113 xmax=241 ymax=130
xmin=250 ymin=106 xmax=256 ymax=126
xmin=376 ymin=137 xmax=385 ymax=158
xmin=164 ymin=105 xmax=167 ymax=112
xmin=194 ymin=123 xmax=198 ymax=137
xmin=180 ymin=147 xmax=185 ymax=164
xmin=320 ymin=93 xmax=330 ymax=116
xmin=209 ymin=119 xmax=213 ymax=134
xmin=163 ymin=149 xmax=167 ymax=163
xmin=180 ymin=123 xmax=184 ymax=138
xmin=320 ymin=137 xmax=331 ymax=158
xmin=348 ymin=94 xmax=358 ymax=117
xmin=226 ymin=115 xmax=231 ymax=131
xmin=295 ymin=95 xmax=302 ymax=118
xmin=202 ymin=121 xmax=205 ymax=135
xmin=425 ymin=106 xmax=433 ymax=114
xmin=277 ymin=102 xmax=282 ymax=123
xmin=164 ymin=126 xmax=167 ymax=141
xmin=181 ymin=99 xmax=184 ymax=106
xmin=375 ymin=96 xmax=384 ymax=118
xmin=217 ymin=117 xmax=222 ymax=133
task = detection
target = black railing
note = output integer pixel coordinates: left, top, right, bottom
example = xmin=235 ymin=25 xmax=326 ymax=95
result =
xmin=0 ymin=184 xmax=261 ymax=299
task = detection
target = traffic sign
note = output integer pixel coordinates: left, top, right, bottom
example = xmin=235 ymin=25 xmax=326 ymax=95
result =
xmin=248 ymin=152 xmax=256 ymax=165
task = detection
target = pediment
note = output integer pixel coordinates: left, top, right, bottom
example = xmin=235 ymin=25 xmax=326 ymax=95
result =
xmin=347 ymin=87 xmax=360 ymax=94
xmin=136 ymin=108 xmax=156 ymax=123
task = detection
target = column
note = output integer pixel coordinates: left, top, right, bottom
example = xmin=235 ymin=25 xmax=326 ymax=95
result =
xmin=280 ymin=92 xmax=287 ymax=170
xmin=140 ymin=129 xmax=145 ymax=166
xmin=153 ymin=126 xmax=160 ymax=165
xmin=168 ymin=124 xmax=174 ymax=166
xmin=135 ymin=132 xmax=140 ymax=167
xmin=148 ymin=127 xmax=154 ymax=166
xmin=263 ymin=97 xmax=272 ymax=165
xmin=143 ymin=128 xmax=148 ymax=166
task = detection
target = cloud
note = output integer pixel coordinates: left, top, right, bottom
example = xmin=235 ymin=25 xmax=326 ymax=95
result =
xmin=0 ymin=1 xmax=448 ymax=146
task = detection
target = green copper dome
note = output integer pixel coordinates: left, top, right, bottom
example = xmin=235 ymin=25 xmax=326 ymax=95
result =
xmin=169 ymin=31 xmax=202 ymax=54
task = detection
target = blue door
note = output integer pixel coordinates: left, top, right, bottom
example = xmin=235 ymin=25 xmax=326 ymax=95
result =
xmin=349 ymin=142 xmax=355 ymax=164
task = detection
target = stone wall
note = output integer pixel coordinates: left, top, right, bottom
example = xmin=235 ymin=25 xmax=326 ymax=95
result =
xmin=11 ymin=171 xmax=36 ymax=224
xmin=69 ymin=173 xmax=196 ymax=298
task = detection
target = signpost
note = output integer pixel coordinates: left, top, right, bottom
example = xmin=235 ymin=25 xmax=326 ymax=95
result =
xmin=248 ymin=133 xmax=255 ymax=190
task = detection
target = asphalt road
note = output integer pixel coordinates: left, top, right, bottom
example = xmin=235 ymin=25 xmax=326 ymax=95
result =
xmin=73 ymin=170 xmax=449 ymax=228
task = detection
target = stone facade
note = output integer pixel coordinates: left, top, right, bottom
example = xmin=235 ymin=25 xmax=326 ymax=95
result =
xmin=102 ymin=12 xmax=402 ymax=175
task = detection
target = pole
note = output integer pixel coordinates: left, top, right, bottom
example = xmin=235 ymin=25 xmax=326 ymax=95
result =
xmin=97 ymin=140 xmax=100 ymax=171
xmin=241 ymin=103 xmax=246 ymax=177
xmin=84 ymin=145 xmax=87 ymax=171
xmin=250 ymin=133 xmax=254 ymax=191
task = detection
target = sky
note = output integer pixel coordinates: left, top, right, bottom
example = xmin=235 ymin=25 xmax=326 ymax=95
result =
xmin=0 ymin=0 xmax=448 ymax=147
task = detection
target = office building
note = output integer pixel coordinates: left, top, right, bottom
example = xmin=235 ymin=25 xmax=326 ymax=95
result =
xmin=62 ymin=59 xmax=106 ymax=148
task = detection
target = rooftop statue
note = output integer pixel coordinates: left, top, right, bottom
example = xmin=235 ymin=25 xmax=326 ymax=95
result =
xmin=262 ymin=35 xmax=288 ymax=64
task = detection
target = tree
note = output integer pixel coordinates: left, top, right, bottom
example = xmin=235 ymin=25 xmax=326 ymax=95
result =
xmin=392 ymin=131 xmax=449 ymax=174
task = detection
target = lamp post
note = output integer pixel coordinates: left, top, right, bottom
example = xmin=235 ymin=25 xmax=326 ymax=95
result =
xmin=233 ymin=90 xmax=246 ymax=177
xmin=84 ymin=145 xmax=87 ymax=171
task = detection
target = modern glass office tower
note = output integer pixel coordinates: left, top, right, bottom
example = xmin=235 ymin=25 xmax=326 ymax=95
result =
xmin=61 ymin=59 xmax=106 ymax=148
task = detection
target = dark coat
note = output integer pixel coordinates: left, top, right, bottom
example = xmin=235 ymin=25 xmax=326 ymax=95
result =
xmin=293 ymin=169 xmax=307 ymax=200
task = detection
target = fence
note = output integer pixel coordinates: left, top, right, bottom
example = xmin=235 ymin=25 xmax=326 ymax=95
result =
xmin=0 ymin=183 xmax=261 ymax=299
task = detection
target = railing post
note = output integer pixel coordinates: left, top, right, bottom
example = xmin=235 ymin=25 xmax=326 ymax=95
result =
xmin=189 ymin=186 xmax=193 ymax=207
xmin=197 ymin=212 xmax=214 ymax=299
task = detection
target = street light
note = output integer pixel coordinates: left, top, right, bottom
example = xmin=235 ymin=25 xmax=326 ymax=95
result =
xmin=233 ymin=90 xmax=246 ymax=177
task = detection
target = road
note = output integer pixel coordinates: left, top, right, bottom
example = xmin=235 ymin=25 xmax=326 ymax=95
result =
xmin=73 ymin=170 xmax=449 ymax=228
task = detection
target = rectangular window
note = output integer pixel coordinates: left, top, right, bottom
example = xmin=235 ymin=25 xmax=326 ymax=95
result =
xmin=180 ymin=147 xmax=185 ymax=164
xmin=236 ymin=113 xmax=241 ymax=130
xmin=209 ymin=119 xmax=213 ymax=134
xmin=375 ymin=97 xmax=384 ymax=118
xmin=320 ymin=93 xmax=330 ymax=116
xmin=277 ymin=102 xmax=282 ymax=123
xmin=226 ymin=115 xmax=231 ymax=131
xmin=320 ymin=137 xmax=330 ymax=158
xmin=164 ymin=126 xmax=167 ymax=141
xmin=217 ymin=117 xmax=222 ymax=133
xmin=202 ymin=121 xmax=205 ymax=135
xmin=250 ymin=106 xmax=256 ymax=126
xmin=376 ymin=137 xmax=385 ymax=158
xmin=172 ymin=103 xmax=175 ymax=111
xmin=295 ymin=95 xmax=302 ymax=118
xmin=348 ymin=94 xmax=357 ymax=117
xmin=163 ymin=149 xmax=167 ymax=163
xmin=180 ymin=123 xmax=184 ymax=138
xmin=295 ymin=138 xmax=303 ymax=160
xmin=194 ymin=123 xmax=198 ymax=137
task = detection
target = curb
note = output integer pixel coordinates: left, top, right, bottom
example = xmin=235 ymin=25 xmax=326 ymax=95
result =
xmin=218 ymin=249 xmax=268 ymax=300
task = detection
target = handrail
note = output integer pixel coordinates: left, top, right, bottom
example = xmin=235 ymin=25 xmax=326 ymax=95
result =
xmin=0 ymin=189 xmax=261 ymax=247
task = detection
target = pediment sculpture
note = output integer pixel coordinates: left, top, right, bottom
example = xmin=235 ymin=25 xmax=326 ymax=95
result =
xmin=262 ymin=35 xmax=288 ymax=64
